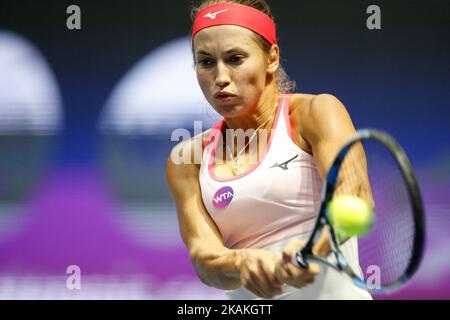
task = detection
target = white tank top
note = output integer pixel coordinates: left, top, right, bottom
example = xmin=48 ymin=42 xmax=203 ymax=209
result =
xmin=199 ymin=94 xmax=322 ymax=249
xmin=199 ymin=94 xmax=372 ymax=299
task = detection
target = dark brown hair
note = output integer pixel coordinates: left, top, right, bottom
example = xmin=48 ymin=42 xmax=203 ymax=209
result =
xmin=191 ymin=0 xmax=295 ymax=93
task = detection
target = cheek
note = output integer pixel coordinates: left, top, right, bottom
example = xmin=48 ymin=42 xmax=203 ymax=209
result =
xmin=196 ymin=70 xmax=211 ymax=92
xmin=237 ymin=63 xmax=266 ymax=89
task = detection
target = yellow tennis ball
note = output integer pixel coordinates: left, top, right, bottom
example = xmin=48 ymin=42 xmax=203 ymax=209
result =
xmin=327 ymin=195 xmax=374 ymax=237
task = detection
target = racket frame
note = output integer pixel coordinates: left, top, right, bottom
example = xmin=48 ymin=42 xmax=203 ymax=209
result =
xmin=293 ymin=129 xmax=425 ymax=292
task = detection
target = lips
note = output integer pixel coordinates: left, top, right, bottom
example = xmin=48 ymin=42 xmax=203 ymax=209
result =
xmin=214 ymin=92 xmax=236 ymax=102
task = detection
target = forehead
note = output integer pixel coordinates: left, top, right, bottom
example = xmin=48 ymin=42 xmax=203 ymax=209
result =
xmin=193 ymin=25 xmax=260 ymax=53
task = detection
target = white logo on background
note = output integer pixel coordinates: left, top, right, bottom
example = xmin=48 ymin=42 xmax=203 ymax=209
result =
xmin=66 ymin=265 xmax=81 ymax=290
xmin=366 ymin=265 xmax=381 ymax=289
xmin=366 ymin=5 xmax=381 ymax=30
xmin=204 ymin=9 xmax=229 ymax=20
xmin=66 ymin=5 xmax=81 ymax=30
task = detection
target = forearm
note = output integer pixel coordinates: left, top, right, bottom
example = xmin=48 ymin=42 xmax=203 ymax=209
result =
xmin=332 ymin=142 xmax=374 ymax=206
xmin=190 ymin=244 xmax=244 ymax=290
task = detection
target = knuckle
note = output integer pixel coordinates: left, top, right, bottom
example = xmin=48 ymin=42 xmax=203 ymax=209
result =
xmin=248 ymin=266 xmax=259 ymax=276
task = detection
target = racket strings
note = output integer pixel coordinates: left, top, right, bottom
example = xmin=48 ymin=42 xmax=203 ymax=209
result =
xmin=334 ymin=140 xmax=415 ymax=287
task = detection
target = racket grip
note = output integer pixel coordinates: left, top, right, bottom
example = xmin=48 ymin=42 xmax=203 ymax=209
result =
xmin=291 ymin=251 xmax=309 ymax=269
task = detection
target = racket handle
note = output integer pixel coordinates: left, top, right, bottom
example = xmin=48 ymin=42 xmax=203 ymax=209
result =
xmin=291 ymin=251 xmax=309 ymax=269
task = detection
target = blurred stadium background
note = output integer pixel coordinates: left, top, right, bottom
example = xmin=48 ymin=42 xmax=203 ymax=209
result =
xmin=0 ymin=0 xmax=449 ymax=299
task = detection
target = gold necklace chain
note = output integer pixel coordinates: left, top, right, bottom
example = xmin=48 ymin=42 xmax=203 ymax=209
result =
xmin=225 ymin=102 xmax=278 ymax=175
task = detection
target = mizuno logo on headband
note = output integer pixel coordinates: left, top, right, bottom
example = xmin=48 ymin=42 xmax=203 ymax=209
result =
xmin=204 ymin=9 xmax=229 ymax=20
xmin=192 ymin=3 xmax=278 ymax=45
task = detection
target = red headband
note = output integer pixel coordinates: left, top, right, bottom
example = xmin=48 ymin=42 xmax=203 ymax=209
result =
xmin=192 ymin=2 xmax=277 ymax=45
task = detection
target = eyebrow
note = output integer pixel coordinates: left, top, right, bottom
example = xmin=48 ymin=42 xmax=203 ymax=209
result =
xmin=196 ymin=50 xmax=211 ymax=56
xmin=196 ymin=47 xmax=245 ymax=56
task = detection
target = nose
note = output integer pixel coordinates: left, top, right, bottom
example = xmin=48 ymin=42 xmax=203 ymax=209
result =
xmin=215 ymin=61 xmax=231 ymax=89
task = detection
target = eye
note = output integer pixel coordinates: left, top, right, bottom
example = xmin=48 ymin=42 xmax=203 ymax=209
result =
xmin=229 ymin=55 xmax=244 ymax=64
xmin=198 ymin=58 xmax=215 ymax=67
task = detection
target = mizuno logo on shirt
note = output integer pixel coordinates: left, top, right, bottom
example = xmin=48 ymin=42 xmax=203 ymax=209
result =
xmin=204 ymin=9 xmax=229 ymax=20
xmin=270 ymin=154 xmax=299 ymax=170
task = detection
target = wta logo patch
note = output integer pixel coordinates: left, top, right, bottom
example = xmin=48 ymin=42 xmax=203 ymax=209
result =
xmin=212 ymin=186 xmax=234 ymax=208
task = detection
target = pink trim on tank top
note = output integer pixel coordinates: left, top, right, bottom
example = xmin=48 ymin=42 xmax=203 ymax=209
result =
xmin=206 ymin=95 xmax=288 ymax=182
xmin=283 ymin=95 xmax=296 ymax=141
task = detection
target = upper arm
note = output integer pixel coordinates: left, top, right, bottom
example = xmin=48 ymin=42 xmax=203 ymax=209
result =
xmin=166 ymin=138 xmax=224 ymax=255
xmin=299 ymin=94 xmax=373 ymax=203
xmin=300 ymin=94 xmax=357 ymax=179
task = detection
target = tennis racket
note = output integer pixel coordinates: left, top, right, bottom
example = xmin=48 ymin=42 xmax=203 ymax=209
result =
xmin=292 ymin=129 xmax=425 ymax=292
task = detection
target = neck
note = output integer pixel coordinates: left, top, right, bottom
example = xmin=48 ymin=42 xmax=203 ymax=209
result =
xmin=223 ymin=84 xmax=280 ymax=132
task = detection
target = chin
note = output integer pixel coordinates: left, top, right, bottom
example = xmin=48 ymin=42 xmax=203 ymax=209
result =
xmin=217 ymin=105 xmax=244 ymax=118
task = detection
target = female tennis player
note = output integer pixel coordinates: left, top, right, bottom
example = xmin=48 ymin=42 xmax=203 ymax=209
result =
xmin=167 ymin=0 xmax=372 ymax=299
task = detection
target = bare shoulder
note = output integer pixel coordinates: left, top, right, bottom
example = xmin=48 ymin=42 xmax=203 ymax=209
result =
xmin=290 ymin=93 xmax=352 ymax=144
xmin=166 ymin=129 xmax=211 ymax=181
xmin=289 ymin=93 xmax=316 ymax=113
xmin=167 ymin=129 xmax=211 ymax=164
xmin=290 ymin=93 xmax=347 ymax=121
xmin=308 ymin=93 xmax=348 ymax=120
xmin=287 ymin=93 xmax=315 ymax=153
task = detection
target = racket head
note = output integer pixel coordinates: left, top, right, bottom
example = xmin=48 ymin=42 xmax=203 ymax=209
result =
xmin=297 ymin=129 xmax=425 ymax=292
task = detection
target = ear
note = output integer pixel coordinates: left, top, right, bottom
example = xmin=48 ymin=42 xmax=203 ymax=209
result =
xmin=267 ymin=44 xmax=280 ymax=75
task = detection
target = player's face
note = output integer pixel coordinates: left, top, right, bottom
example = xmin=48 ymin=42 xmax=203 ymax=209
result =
xmin=193 ymin=25 xmax=270 ymax=118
